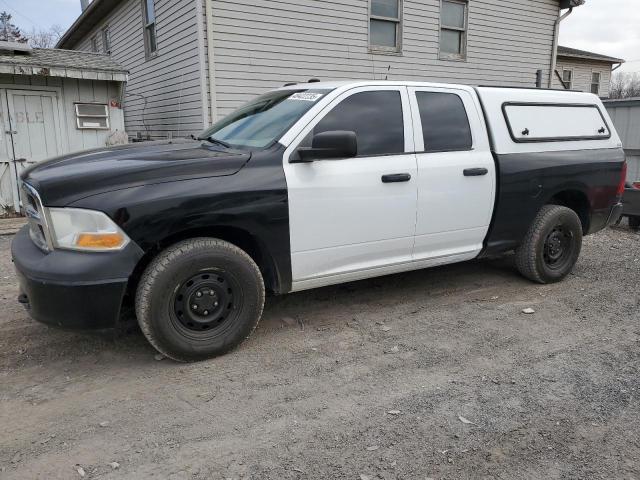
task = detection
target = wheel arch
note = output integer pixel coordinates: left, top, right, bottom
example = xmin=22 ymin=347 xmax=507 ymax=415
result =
xmin=545 ymin=187 xmax=592 ymax=234
xmin=128 ymin=225 xmax=285 ymax=298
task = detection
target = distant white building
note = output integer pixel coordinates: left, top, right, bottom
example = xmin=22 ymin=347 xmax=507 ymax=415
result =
xmin=552 ymin=46 xmax=625 ymax=98
xmin=57 ymin=0 xmax=583 ymax=141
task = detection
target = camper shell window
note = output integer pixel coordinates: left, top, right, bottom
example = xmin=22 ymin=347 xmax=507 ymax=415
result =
xmin=502 ymin=102 xmax=611 ymax=143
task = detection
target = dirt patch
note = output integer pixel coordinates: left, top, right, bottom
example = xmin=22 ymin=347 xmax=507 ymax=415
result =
xmin=1 ymin=226 xmax=639 ymax=479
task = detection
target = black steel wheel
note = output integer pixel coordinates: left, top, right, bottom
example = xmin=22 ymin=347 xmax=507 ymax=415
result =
xmin=136 ymin=238 xmax=265 ymax=362
xmin=542 ymin=225 xmax=577 ymax=272
xmin=172 ymin=270 xmax=238 ymax=335
xmin=516 ymin=205 xmax=583 ymax=284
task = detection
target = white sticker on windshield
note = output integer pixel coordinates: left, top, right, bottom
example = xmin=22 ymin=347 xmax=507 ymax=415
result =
xmin=289 ymin=92 xmax=323 ymax=102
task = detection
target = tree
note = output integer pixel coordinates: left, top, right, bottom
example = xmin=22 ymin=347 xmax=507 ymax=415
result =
xmin=610 ymin=72 xmax=640 ymax=99
xmin=27 ymin=25 xmax=64 ymax=49
xmin=0 ymin=12 xmax=28 ymax=43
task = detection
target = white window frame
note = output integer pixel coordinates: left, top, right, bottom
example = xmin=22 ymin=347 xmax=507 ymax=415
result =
xmin=591 ymin=71 xmax=601 ymax=95
xmin=285 ymin=86 xmax=415 ymax=161
xmin=75 ymin=103 xmax=110 ymax=130
xmin=368 ymin=0 xmax=403 ymax=54
xmin=142 ymin=0 xmax=158 ymax=59
xmin=439 ymin=0 xmax=468 ymax=61
xmin=562 ymin=69 xmax=573 ymax=90
xmin=408 ymin=87 xmax=477 ymax=153
xmin=102 ymin=26 xmax=111 ymax=54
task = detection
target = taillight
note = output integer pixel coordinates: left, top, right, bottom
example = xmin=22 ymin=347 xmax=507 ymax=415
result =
xmin=617 ymin=162 xmax=627 ymax=196
xmin=633 ymin=182 xmax=640 ymax=190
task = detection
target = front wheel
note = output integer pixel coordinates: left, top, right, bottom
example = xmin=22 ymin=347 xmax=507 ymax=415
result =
xmin=629 ymin=216 xmax=640 ymax=231
xmin=515 ymin=205 xmax=583 ymax=284
xmin=135 ymin=238 xmax=265 ymax=362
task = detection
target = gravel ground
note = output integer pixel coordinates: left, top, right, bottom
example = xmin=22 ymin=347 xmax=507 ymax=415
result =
xmin=1 ymin=226 xmax=639 ymax=479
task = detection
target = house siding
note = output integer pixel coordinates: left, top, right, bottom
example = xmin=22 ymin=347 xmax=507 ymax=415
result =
xmin=552 ymin=58 xmax=612 ymax=98
xmin=71 ymin=0 xmax=206 ymax=139
xmin=209 ymin=0 xmax=560 ymax=117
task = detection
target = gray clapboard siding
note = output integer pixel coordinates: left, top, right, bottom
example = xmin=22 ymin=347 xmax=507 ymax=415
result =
xmin=552 ymin=58 xmax=612 ymax=98
xmin=209 ymin=0 xmax=560 ymax=117
xmin=72 ymin=0 xmax=206 ymax=139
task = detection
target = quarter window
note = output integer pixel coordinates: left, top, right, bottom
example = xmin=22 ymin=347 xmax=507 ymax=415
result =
xmin=562 ymin=70 xmax=573 ymax=89
xmin=370 ymin=0 xmax=402 ymax=51
xmin=314 ymin=91 xmax=405 ymax=156
xmin=143 ymin=0 xmax=157 ymax=57
xmin=416 ymin=92 xmax=472 ymax=152
xmin=440 ymin=0 xmax=468 ymax=59
xmin=591 ymin=72 xmax=601 ymax=95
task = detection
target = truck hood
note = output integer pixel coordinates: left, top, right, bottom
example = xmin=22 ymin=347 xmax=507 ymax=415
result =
xmin=21 ymin=139 xmax=251 ymax=206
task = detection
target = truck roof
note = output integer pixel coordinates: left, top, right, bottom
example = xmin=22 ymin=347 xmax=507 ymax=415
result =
xmin=276 ymin=80 xmax=622 ymax=155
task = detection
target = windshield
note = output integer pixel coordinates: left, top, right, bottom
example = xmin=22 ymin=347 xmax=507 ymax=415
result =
xmin=199 ymin=89 xmax=331 ymax=149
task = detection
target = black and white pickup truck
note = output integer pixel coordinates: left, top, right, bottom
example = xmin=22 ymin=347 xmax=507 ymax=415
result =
xmin=12 ymin=81 xmax=626 ymax=361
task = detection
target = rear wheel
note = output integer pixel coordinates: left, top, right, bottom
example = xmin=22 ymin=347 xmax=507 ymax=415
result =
xmin=135 ymin=238 xmax=265 ymax=362
xmin=515 ymin=205 xmax=583 ymax=284
xmin=629 ymin=216 xmax=640 ymax=231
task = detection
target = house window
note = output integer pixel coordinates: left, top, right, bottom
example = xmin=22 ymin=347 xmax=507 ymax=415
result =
xmin=90 ymin=35 xmax=98 ymax=53
xmin=369 ymin=0 xmax=402 ymax=52
xmin=591 ymin=72 xmax=601 ymax=95
xmin=562 ymin=70 xmax=573 ymax=89
xmin=142 ymin=0 xmax=157 ymax=57
xmin=102 ymin=27 xmax=111 ymax=54
xmin=440 ymin=0 xmax=468 ymax=59
xmin=75 ymin=103 xmax=110 ymax=130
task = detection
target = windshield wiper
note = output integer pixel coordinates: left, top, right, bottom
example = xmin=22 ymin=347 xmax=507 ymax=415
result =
xmin=201 ymin=136 xmax=232 ymax=149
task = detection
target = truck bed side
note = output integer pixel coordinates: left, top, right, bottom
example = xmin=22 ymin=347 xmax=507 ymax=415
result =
xmin=475 ymin=87 xmax=626 ymax=256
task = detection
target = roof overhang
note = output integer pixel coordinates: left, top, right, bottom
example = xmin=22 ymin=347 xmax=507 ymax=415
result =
xmin=0 ymin=63 xmax=128 ymax=82
xmin=557 ymin=46 xmax=625 ymax=65
xmin=559 ymin=0 xmax=586 ymax=9
xmin=56 ymin=0 xmax=125 ymax=49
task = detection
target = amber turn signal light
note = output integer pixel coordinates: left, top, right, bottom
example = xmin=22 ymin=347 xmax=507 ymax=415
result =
xmin=75 ymin=233 xmax=126 ymax=249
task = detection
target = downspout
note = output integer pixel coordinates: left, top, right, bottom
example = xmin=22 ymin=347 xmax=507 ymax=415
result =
xmin=195 ymin=0 xmax=210 ymax=129
xmin=205 ymin=0 xmax=218 ymax=122
xmin=612 ymin=63 xmax=623 ymax=72
xmin=549 ymin=7 xmax=574 ymax=87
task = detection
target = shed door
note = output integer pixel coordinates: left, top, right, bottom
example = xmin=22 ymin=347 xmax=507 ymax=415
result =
xmin=0 ymin=90 xmax=65 ymax=212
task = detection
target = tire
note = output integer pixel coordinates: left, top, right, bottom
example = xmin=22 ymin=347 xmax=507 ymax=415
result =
xmin=135 ymin=238 xmax=265 ymax=362
xmin=515 ymin=205 xmax=583 ymax=284
xmin=629 ymin=216 xmax=640 ymax=231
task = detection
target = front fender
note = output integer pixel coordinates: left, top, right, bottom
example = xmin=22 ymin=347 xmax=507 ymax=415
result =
xmin=71 ymin=146 xmax=292 ymax=293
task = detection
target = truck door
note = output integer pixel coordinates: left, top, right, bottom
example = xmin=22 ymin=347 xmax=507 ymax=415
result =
xmin=408 ymin=87 xmax=496 ymax=261
xmin=283 ymin=86 xmax=418 ymax=289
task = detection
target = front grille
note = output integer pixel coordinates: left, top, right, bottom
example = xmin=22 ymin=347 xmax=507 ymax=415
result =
xmin=21 ymin=183 xmax=52 ymax=252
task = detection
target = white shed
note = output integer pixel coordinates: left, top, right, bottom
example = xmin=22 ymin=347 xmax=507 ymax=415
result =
xmin=0 ymin=41 xmax=128 ymax=215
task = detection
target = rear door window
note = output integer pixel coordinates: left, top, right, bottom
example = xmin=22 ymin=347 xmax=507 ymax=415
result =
xmin=503 ymin=103 xmax=611 ymax=142
xmin=313 ymin=90 xmax=405 ymax=156
xmin=415 ymin=91 xmax=473 ymax=152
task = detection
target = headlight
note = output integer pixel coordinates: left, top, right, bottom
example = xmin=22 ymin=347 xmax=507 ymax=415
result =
xmin=48 ymin=208 xmax=130 ymax=252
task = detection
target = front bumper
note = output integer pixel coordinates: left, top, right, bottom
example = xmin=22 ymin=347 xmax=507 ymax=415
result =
xmin=11 ymin=226 xmax=144 ymax=330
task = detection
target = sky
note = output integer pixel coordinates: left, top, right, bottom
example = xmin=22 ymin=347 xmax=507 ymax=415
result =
xmin=0 ymin=0 xmax=638 ymax=73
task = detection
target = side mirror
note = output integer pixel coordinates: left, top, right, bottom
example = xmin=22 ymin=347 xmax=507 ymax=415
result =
xmin=292 ymin=130 xmax=358 ymax=163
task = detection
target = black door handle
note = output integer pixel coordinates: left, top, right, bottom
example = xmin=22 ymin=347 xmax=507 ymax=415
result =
xmin=463 ymin=168 xmax=488 ymax=177
xmin=382 ymin=173 xmax=411 ymax=183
